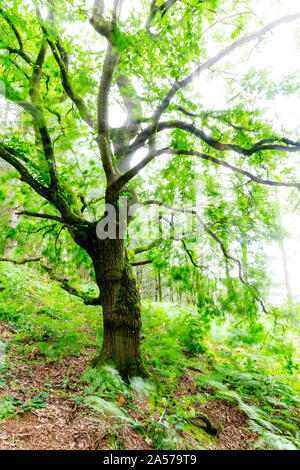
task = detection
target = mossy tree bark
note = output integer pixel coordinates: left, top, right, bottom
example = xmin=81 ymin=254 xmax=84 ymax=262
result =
xmin=90 ymin=239 xmax=147 ymax=380
xmin=67 ymin=218 xmax=148 ymax=380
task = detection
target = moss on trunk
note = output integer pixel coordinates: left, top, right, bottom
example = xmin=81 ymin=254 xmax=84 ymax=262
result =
xmin=91 ymin=239 xmax=148 ymax=380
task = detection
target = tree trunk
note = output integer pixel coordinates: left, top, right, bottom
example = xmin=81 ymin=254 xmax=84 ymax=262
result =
xmin=278 ymin=238 xmax=293 ymax=303
xmin=91 ymin=239 xmax=147 ymax=380
xmin=157 ymin=269 xmax=162 ymax=302
xmin=170 ymin=283 xmax=174 ymax=303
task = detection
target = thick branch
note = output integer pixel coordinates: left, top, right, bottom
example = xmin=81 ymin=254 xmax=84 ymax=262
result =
xmin=17 ymin=211 xmax=64 ymax=223
xmin=0 ymin=143 xmax=88 ymax=227
xmin=0 ymin=256 xmax=41 ymax=265
xmin=0 ymin=253 xmax=99 ymax=303
xmin=113 ymin=146 xmax=300 ymax=193
xmin=97 ymin=41 xmax=119 ymax=182
xmin=133 ymin=239 xmax=164 ymax=254
xmin=171 ymin=149 xmax=300 ymax=191
xmin=1 ymin=79 xmax=57 ymax=187
xmin=127 ymin=120 xmax=300 ymax=158
xmin=131 ymin=259 xmax=153 ymax=266
xmin=41 ymin=261 xmax=92 ymax=301
xmin=151 ymin=12 xmax=300 ymax=123
xmin=0 ymin=8 xmax=33 ymax=65
xmin=35 ymin=8 xmax=96 ymax=129
xmin=90 ymin=0 xmax=122 ymax=38
xmin=90 ymin=0 xmax=113 ymax=38
xmin=0 ymin=143 xmax=49 ymax=198
xmin=29 ymin=40 xmax=58 ymax=187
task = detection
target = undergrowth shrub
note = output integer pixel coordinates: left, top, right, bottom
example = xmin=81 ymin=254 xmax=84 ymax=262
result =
xmin=227 ymin=319 xmax=265 ymax=346
xmin=195 ymin=362 xmax=300 ymax=450
xmin=0 ymin=263 xmax=100 ymax=360
xmin=0 ymin=395 xmax=16 ymax=419
xmin=81 ymin=365 xmax=184 ymax=449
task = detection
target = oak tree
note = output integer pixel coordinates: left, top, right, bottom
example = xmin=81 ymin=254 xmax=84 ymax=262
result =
xmin=0 ymin=0 xmax=299 ymax=377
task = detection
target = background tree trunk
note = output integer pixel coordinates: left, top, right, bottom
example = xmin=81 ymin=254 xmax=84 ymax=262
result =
xmin=157 ymin=269 xmax=162 ymax=302
xmin=278 ymin=238 xmax=293 ymax=303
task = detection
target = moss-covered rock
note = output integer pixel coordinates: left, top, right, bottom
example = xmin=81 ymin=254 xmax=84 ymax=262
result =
xmin=186 ymin=423 xmax=216 ymax=449
xmin=188 ymin=412 xmax=219 ymax=436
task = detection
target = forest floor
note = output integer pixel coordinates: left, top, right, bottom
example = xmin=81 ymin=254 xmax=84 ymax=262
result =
xmin=0 ymin=322 xmax=257 ymax=450
xmin=0 ymin=264 xmax=299 ymax=450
